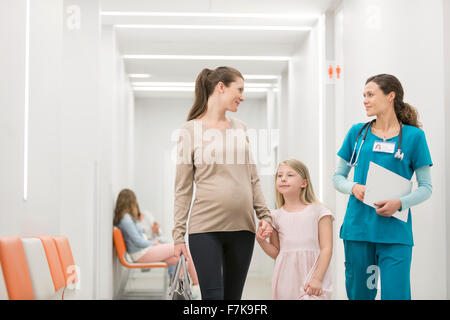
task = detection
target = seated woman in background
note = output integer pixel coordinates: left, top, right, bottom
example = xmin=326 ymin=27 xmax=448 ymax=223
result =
xmin=137 ymin=206 xmax=175 ymax=278
xmin=113 ymin=189 xmax=199 ymax=289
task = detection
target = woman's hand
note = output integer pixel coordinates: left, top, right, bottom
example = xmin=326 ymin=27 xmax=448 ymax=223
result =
xmin=174 ymin=242 xmax=189 ymax=262
xmin=352 ymin=184 xmax=366 ymax=202
xmin=374 ymin=199 xmax=402 ymax=217
xmin=256 ymin=223 xmax=266 ymax=243
xmin=152 ymin=221 xmax=160 ymax=234
xmin=259 ymin=220 xmax=273 ymax=239
xmin=304 ymin=278 xmax=323 ymax=297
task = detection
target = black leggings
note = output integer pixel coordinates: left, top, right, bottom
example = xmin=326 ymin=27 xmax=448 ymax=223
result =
xmin=188 ymin=231 xmax=255 ymax=300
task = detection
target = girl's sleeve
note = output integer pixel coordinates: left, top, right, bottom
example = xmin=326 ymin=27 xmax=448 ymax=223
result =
xmin=120 ymin=215 xmax=155 ymax=248
xmin=172 ymin=127 xmax=195 ymax=244
xmin=333 ymin=157 xmax=356 ymax=195
xmin=399 ymin=165 xmax=432 ymax=211
xmin=271 ymin=211 xmax=279 ymax=231
xmin=318 ymin=205 xmax=335 ymax=222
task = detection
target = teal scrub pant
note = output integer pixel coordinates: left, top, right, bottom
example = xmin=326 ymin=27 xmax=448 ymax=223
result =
xmin=343 ymin=240 xmax=412 ymax=300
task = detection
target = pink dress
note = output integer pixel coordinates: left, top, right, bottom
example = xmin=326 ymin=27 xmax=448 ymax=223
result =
xmin=271 ymin=203 xmax=334 ymax=300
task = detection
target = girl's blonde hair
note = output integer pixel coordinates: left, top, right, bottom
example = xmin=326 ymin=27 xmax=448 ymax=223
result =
xmin=275 ymin=159 xmax=318 ymax=209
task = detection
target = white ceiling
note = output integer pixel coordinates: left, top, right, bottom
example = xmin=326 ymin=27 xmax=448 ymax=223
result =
xmin=101 ymin=0 xmax=337 ymax=99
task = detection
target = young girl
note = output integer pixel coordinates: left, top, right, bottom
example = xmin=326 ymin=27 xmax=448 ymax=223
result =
xmin=257 ymin=159 xmax=334 ymax=300
xmin=113 ymin=189 xmax=199 ymax=290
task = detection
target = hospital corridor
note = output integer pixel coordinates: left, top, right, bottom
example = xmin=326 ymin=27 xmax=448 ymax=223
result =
xmin=1 ymin=0 xmax=450 ymax=304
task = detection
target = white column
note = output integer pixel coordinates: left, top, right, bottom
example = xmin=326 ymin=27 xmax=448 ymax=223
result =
xmin=60 ymin=0 xmax=101 ymax=299
xmin=98 ymin=24 xmax=116 ymax=300
xmin=443 ymin=0 xmax=450 ymax=300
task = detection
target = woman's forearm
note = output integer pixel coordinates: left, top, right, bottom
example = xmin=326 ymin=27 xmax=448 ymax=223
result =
xmin=399 ymin=165 xmax=432 ymax=210
xmin=333 ymin=157 xmax=355 ymax=195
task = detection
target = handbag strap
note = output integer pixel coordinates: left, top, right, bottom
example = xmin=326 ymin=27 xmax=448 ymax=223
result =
xmin=169 ymin=254 xmax=183 ymax=291
xmin=180 ymin=254 xmax=192 ymax=292
xmin=168 ymin=254 xmax=192 ymax=298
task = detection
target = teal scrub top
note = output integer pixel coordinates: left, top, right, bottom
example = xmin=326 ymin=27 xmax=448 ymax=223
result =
xmin=337 ymin=123 xmax=433 ymax=246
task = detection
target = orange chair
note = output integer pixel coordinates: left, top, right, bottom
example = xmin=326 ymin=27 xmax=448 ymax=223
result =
xmin=21 ymin=237 xmax=59 ymax=299
xmin=0 ymin=236 xmax=34 ymax=300
xmin=113 ymin=227 xmax=168 ymax=299
xmin=53 ymin=236 xmax=79 ymax=299
xmin=37 ymin=236 xmax=66 ymax=296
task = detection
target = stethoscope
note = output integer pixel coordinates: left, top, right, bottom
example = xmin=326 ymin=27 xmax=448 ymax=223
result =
xmin=347 ymin=119 xmax=404 ymax=167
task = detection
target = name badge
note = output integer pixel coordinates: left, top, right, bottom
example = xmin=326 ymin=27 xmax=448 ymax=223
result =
xmin=373 ymin=141 xmax=395 ymax=153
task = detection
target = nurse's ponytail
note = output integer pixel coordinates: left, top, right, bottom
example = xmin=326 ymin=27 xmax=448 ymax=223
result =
xmin=395 ymin=100 xmax=421 ymax=129
xmin=366 ymin=74 xmax=421 ymax=128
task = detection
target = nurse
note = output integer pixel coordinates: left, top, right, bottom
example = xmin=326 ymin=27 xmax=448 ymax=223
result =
xmin=333 ymin=74 xmax=433 ymax=300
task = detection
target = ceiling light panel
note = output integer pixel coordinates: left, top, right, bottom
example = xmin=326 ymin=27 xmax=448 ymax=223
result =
xmin=102 ymin=11 xmax=319 ymax=19
xmin=123 ymin=54 xmax=290 ymax=61
xmin=101 ymin=11 xmax=318 ymax=28
xmin=128 ymin=74 xmax=152 ymax=78
xmin=133 ymin=87 xmax=269 ymax=93
xmin=131 ymin=82 xmax=277 ymax=88
xmin=115 ymin=24 xmax=311 ymax=31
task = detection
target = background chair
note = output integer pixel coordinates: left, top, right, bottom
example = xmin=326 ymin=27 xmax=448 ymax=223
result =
xmin=53 ymin=235 xmax=79 ymax=299
xmin=37 ymin=235 xmax=66 ymax=299
xmin=113 ymin=227 xmax=169 ymax=299
xmin=21 ymin=238 xmax=58 ymax=299
xmin=0 ymin=236 xmax=34 ymax=300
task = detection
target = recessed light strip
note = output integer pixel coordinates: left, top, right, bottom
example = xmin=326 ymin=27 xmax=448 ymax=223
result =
xmin=123 ymin=54 xmax=290 ymax=61
xmin=132 ymin=82 xmax=276 ymax=88
xmin=243 ymin=75 xmax=279 ymax=80
xmin=133 ymin=87 xmax=269 ymax=92
xmin=128 ymin=75 xmax=279 ymax=80
xmin=115 ymin=24 xmax=311 ymax=31
xmin=128 ymin=74 xmax=152 ymax=78
xmin=24 ymin=0 xmax=30 ymax=201
xmin=102 ymin=11 xmax=319 ymax=20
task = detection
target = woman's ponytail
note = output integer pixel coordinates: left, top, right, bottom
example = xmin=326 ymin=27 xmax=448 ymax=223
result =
xmin=394 ymin=99 xmax=421 ymax=128
xmin=187 ymin=68 xmax=212 ymax=121
xmin=187 ymin=66 xmax=244 ymax=121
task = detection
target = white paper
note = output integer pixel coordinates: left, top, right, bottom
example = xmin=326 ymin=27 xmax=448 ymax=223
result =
xmin=363 ymin=161 xmax=412 ymax=222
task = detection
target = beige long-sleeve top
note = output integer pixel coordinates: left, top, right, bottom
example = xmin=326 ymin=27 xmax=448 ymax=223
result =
xmin=172 ymin=117 xmax=273 ymax=244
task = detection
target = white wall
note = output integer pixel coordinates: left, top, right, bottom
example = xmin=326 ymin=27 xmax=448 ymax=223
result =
xmin=0 ymin=0 xmax=135 ymax=300
xmin=0 ymin=0 xmax=62 ymax=236
xmin=59 ymin=0 xmax=102 ymax=299
xmin=134 ymin=96 xmax=275 ymax=277
xmin=324 ymin=9 xmax=339 ymax=300
xmin=443 ymin=0 xmax=450 ymax=299
xmin=134 ymin=97 xmax=190 ymax=238
xmin=100 ymin=26 xmax=136 ymax=300
xmin=333 ymin=0 xmax=448 ymax=299
xmin=281 ymin=22 xmax=321 ymax=173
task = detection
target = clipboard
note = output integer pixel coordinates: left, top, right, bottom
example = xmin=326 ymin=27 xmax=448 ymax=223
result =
xmin=363 ymin=161 xmax=412 ymax=222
